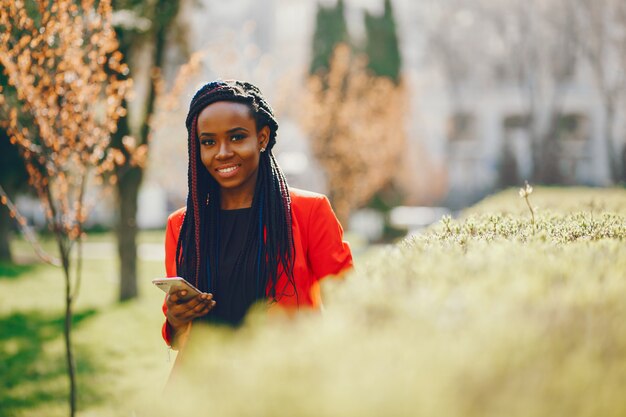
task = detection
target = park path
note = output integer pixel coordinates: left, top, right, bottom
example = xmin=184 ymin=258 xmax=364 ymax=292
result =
xmin=79 ymin=242 xmax=164 ymax=261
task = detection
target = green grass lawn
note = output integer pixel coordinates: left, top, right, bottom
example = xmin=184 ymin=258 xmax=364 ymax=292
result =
xmin=1 ymin=186 xmax=626 ymax=417
xmin=1 ymin=235 xmax=172 ymax=417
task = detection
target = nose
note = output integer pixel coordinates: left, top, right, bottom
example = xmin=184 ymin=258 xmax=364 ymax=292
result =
xmin=215 ymin=141 xmax=234 ymax=160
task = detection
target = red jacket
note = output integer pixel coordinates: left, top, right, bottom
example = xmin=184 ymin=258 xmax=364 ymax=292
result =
xmin=162 ymin=188 xmax=353 ymax=345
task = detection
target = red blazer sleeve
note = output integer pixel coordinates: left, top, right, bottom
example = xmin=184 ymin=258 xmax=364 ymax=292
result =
xmin=162 ymin=210 xmax=183 ymax=346
xmin=164 ymin=212 xmax=179 ymax=278
xmin=307 ymin=196 xmax=353 ymax=280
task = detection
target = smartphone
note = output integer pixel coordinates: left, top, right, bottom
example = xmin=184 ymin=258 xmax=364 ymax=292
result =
xmin=152 ymin=277 xmax=202 ymax=302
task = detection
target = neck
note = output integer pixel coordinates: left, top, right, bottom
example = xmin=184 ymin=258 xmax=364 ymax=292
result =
xmin=218 ymin=167 xmax=259 ymax=209
xmin=220 ymin=188 xmax=255 ymax=210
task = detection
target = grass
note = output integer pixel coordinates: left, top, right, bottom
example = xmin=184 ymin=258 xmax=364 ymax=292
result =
xmin=0 ymin=241 xmax=172 ymax=417
xmin=1 ymin=186 xmax=625 ymax=416
xmin=0 ymin=262 xmax=36 ymax=280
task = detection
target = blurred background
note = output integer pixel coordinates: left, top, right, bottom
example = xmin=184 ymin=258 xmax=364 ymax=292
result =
xmin=3 ymin=0 xmax=626 ymax=247
xmin=145 ymin=0 xmax=626 ymax=219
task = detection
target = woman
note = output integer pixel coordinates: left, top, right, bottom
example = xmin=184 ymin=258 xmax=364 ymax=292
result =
xmin=162 ymin=80 xmax=353 ymax=350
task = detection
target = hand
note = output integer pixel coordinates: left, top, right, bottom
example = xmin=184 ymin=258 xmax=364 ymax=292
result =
xmin=165 ymin=289 xmax=216 ymax=331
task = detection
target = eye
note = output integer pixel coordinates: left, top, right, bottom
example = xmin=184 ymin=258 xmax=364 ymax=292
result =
xmin=231 ymin=134 xmax=246 ymax=142
xmin=200 ymin=138 xmax=215 ymax=146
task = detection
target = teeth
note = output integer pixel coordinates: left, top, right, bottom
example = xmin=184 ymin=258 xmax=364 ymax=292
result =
xmin=218 ymin=166 xmax=238 ymax=173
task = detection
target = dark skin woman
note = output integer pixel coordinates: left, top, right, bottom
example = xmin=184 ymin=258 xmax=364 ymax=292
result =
xmin=161 ymin=80 xmax=353 ymax=351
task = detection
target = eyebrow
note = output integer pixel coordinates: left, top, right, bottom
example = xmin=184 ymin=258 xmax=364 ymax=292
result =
xmin=199 ymin=127 xmax=249 ymax=137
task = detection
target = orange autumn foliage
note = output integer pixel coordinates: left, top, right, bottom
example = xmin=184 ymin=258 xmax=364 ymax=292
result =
xmin=0 ymin=0 xmax=129 ymax=238
xmin=302 ymin=44 xmax=408 ymax=223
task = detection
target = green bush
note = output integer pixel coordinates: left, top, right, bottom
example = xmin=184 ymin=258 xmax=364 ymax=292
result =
xmin=149 ymin=187 xmax=626 ymax=417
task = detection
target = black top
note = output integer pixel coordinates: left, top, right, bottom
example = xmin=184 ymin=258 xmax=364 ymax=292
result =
xmin=204 ymin=207 xmax=261 ymax=326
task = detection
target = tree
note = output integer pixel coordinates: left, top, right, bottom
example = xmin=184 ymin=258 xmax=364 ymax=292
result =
xmin=0 ymin=18 xmax=30 ymax=263
xmin=302 ymin=45 xmax=408 ymax=224
xmin=424 ymin=0 xmax=579 ymax=185
xmin=364 ymin=0 xmax=402 ymax=83
xmin=361 ymin=0 xmax=404 ymax=237
xmin=110 ymin=0 xmax=182 ymax=301
xmin=0 ymin=127 xmax=28 ymax=262
xmin=309 ymin=0 xmax=349 ymax=76
xmin=0 ymin=1 xmax=128 ymax=415
xmin=572 ymin=0 xmax=626 ymax=183
xmin=497 ymin=0 xmax=579 ymax=184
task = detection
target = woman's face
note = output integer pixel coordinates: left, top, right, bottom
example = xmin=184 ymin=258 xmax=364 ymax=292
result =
xmin=196 ymin=101 xmax=269 ymax=205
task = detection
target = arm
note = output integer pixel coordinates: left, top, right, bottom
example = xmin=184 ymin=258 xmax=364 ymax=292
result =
xmin=307 ymin=195 xmax=353 ymax=281
xmin=162 ymin=212 xmax=215 ymax=348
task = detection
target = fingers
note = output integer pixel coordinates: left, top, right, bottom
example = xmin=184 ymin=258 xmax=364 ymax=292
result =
xmin=167 ymin=289 xmax=205 ymax=308
xmin=167 ymin=289 xmax=195 ymax=305
xmin=167 ymin=291 xmax=216 ymax=325
xmin=191 ymin=297 xmax=216 ymax=318
xmin=191 ymin=294 xmax=216 ymax=318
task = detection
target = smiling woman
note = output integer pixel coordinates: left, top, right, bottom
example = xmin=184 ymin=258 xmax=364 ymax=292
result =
xmin=197 ymin=101 xmax=269 ymax=209
xmin=160 ymin=80 xmax=353 ymax=379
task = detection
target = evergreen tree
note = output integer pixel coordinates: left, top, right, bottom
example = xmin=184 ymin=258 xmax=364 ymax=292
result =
xmin=364 ymin=0 xmax=402 ymax=82
xmin=0 ymin=129 xmax=29 ymax=262
xmin=0 ymin=69 xmax=29 ymax=263
xmin=362 ymin=0 xmax=404 ymax=240
xmin=309 ymin=0 xmax=349 ymax=75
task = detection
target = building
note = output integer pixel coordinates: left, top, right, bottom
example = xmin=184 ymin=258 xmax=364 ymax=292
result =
xmin=144 ymin=0 xmax=625 ymax=226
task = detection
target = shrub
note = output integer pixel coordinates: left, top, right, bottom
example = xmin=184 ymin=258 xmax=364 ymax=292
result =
xmin=149 ymin=187 xmax=626 ymax=417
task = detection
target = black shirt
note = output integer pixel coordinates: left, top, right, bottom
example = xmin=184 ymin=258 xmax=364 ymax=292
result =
xmin=204 ymin=207 xmax=261 ymax=326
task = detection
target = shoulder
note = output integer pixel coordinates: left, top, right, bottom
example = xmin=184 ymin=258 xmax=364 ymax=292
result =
xmin=289 ymin=187 xmax=328 ymax=208
xmin=167 ymin=207 xmax=186 ymax=230
xmin=165 ymin=207 xmax=186 ymax=256
xmin=289 ymin=188 xmax=338 ymax=224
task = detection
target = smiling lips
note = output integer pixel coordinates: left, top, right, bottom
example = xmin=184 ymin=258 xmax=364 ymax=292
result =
xmin=215 ymin=164 xmax=241 ymax=178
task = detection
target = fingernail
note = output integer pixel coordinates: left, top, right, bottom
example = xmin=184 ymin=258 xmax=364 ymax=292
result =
xmin=181 ymin=290 xmax=187 ymax=295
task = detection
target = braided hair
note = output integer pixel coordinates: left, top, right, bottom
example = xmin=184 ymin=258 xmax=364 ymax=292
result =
xmin=176 ymin=80 xmax=296 ymax=303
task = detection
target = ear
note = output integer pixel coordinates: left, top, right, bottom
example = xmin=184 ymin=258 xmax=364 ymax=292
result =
xmin=258 ymin=126 xmax=270 ymax=150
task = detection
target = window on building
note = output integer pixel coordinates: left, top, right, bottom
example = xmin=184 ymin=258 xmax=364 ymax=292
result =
xmin=556 ymin=113 xmax=589 ymax=141
xmin=503 ymin=114 xmax=531 ymax=130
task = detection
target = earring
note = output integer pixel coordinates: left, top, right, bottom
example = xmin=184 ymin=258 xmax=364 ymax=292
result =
xmin=260 ymin=147 xmax=266 ymax=153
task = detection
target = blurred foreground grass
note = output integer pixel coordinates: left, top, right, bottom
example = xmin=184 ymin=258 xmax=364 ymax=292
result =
xmin=1 ymin=186 xmax=626 ymax=417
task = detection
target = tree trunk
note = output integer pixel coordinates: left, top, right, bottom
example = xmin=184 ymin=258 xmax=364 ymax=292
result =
xmin=63 ymin=263 xmax=76 ymax=417
xmin=111 ymin=94 xmax=139 ymax=301
xmin=604 ymin=101 xmax=618 ymax=183
xmin=114 ymin=1 xmax=171 ymax=301
xmin=621 ymin=143 xmax=626 ymax=183
xmin=498 ymin=143 xmax=520 ymax=188
xmin=535 ymin=135 xmax=562 ymax=184
xmin=532 ymin=115 xmax=563 ymax=185
xmin=1 ymin=127 xmax=29 ymax=263
xmin=117 ymin=165 xmax=142 ymax=301
xmin=54 ymin=235 xmax=76 ymax=417
xmin=0 ymin=199 xmax=13 ymax=262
